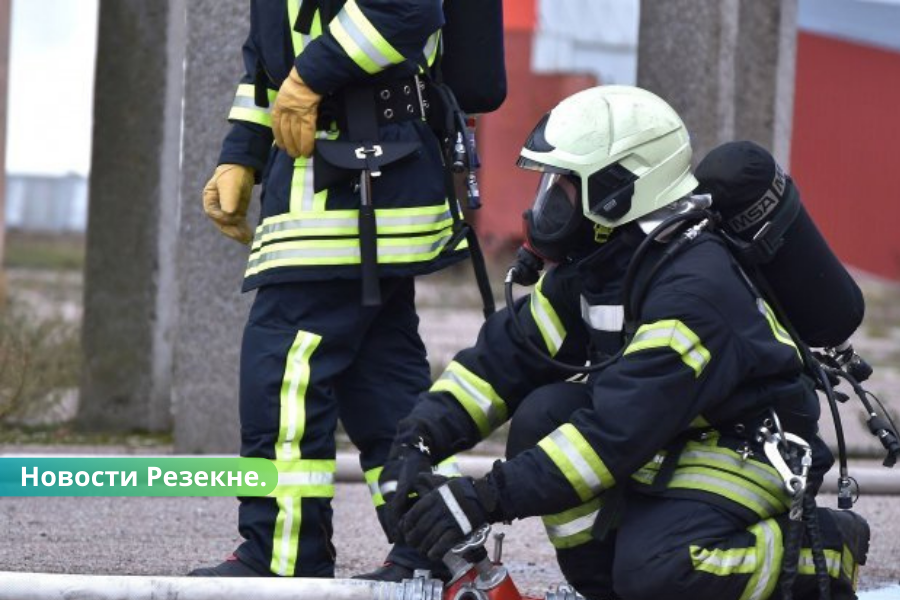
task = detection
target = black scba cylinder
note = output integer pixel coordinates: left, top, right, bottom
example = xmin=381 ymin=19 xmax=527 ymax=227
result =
xmin=695 ymin=141 xmax=864 ymax=348
xmin=440 ymin=0 xmax=507 ymax=114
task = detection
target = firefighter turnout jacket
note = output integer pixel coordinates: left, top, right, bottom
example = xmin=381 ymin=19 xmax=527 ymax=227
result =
xmin=219 ymin=0 xmax=467 ymax=291
xmin=401 ymin=229 xmax=833 ymax=538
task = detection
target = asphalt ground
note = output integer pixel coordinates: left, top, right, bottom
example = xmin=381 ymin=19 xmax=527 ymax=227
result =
xmin=1 ymin=483 xmax=898 ymax=596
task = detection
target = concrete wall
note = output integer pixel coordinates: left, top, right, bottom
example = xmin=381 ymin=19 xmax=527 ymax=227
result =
xmin=0 ymin=0 xmax=9 ymax=301
xmin=78 ymin=1 xmax=185 ymax=432
xmin=171 ymin=0 xmax=255 ymax=453
xmin=637 ymin=0 xmax=798 ymax=166
xmin=80 ymin=0 xmax=255 ymax=452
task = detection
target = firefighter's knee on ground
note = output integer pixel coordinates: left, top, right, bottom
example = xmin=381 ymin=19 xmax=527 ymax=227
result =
xmin=555 ymin=541 xmax=617 ymax=600
xmin=612 ymin=551 xmax=688 ymax=600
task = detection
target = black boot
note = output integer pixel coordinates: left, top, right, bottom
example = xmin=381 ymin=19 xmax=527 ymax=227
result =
xmin=827 ymin=509 xmax=870 ymax=600
xmin=830 ymin=509 xmax=870 ymax=567
xmin=353 ymin=560 xmax=451 ymax=582
xmin=188 ymin=553 xmax=274 ymax=577
xmin=353 ymin=561 xmax=417 ymax=582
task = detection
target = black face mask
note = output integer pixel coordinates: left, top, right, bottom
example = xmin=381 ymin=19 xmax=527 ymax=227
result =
xmin=523 ymin=172 xmax=613 ymax=263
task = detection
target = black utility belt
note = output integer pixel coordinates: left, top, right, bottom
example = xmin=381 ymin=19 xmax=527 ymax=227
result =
xmin=323 ymin=76 xmax=431 ymax=129
xmin=374 ymin=75 xmax=431 ymax=125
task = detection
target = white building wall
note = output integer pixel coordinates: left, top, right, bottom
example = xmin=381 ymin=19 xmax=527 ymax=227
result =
xmin=531 ymin=0 xmax=640 ymax=85
xmin=6 ymin=173 xmax=88 ymax=232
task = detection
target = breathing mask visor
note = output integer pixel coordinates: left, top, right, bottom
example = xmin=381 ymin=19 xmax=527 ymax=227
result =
xmin=519 ymin=158 xmax=612 ymax=263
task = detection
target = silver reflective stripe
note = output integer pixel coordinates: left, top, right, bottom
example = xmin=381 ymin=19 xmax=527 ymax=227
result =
xmin=433 ymin=461 xmax=462 ymax=477
xmin=697 ymin=548 xmax=757 ymax=572
xmin=670 ymin=472 xmax=783 ymax=517
xmin=579 ymin=297 xmax=624 ymax=332
xmin=367 ymin=479 xmax=381 ymax=498
xmin=247 ymin=234 xmax=451 ymax=269
xmin=258 ymin=209 xmax=453 ymax=238
xmin=291 ymin=157 xmax=316 ymax=212
xmin=746 ymin=520 xmax=779 ymax=600
xmin=335 ymin=9 xmax=395 ymax=71
xmin=549 ymin=429 xmax=604 ymax=495
xmin=798 ymin=551 xmax=841 ymax=578
xmin=545 ymin=509 xmax=599 ymax=540
xmin=629 ymin=323 xmax=710 ymax=375
xmin=439 ymin=369 xmax=505 ymax=431
xmin=438 ymin=485 xmax=472 ymax=534
xmin=380 ymin=480 xmax=398 ymax=495
xmin=232 ymin=95 xmax=273 ymax=113
xmin=679 ymin=449 xmax=784 ymax=492
xmin=422 ymin=31 xmax=440 ymax=65
xmin=278 ymin=471 xmax=335 ymax=486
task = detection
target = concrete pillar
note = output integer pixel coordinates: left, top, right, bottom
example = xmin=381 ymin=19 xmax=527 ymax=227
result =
xmin=78 ymin=1 xmax=186 ymax=432
xmin=171 ymin=0 xmax=254 ymax=453
xmin=637 ymin=0 xmax=798 ymax=166
xmin=0 ymin=0 xmax=10 ymax=303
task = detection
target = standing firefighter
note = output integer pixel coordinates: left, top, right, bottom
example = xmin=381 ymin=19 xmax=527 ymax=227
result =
xmin=382 ymin=86 xmax=871 ymax=600
xmin=194 ymin=0 xmax=504 ymax=580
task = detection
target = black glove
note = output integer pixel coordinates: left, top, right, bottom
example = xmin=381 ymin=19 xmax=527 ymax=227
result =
xmin=379 ymin=430 xmax=435 ymax=542
xmin=398 ymin=473 xmax=505 ymax=561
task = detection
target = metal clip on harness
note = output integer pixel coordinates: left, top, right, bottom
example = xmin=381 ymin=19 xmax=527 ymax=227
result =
xmin=758 ymin=425 xmax=812 ymax=503
xmin=756 ymin=418 xmax=831 ymax=600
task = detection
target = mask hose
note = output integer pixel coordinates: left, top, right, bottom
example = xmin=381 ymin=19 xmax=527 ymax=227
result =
xmin=504 ymin=211 xmax=712 ymax=375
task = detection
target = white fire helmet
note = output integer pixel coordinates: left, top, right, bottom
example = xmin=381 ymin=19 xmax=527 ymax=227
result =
xmin=518 ymin=86 xmax=699 ymax=240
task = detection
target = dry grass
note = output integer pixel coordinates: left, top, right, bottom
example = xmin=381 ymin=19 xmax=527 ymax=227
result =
xmin=0 ymin=299 xmax=81 ymax=426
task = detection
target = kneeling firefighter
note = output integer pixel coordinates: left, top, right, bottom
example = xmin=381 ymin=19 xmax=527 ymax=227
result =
xmin=194 ymin=0 xmax=505 ymax=580
xmin=379 ymin=86 xmax=872 ymax=600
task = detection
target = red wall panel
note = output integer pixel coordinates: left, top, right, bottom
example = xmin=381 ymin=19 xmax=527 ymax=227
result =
xmin=791 ymin=32 xmax=900 ymax=279
xmin=475 ymin=31 xmax=596 ymax=254
xmin=503 ymin=0 xmax=536 ymax=32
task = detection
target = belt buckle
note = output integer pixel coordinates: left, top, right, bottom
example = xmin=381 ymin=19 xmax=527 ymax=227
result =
xmin=413 ymin=74 xmax=428 ymax=120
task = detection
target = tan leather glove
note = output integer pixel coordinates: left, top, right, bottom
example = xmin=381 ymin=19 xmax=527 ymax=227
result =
xmin=271 ymin=67 xmax=322 ymax=158
xmin=202 ymin=164 xmax=256 ymax=245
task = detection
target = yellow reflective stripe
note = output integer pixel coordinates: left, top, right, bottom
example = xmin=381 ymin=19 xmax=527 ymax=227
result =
xmin=740 ymin=519 xmax=783 ymax=600
xmin=290 ymin=156 xmax=315 ymax=213
xmin=229 ymin=84 xmax=279 ymax=128
xmin=625 ymin=319 xmax=711 ymax=377
xmin=272 ymin=496 xmax=301 ymax=576
xmin=365 ymin=466 xmax=384 ymax=507
xmin=251 ymin=204 xmax=456 ymax=248
xmin=246 ymin=228 xmax=467 ymax=276
xmin=276 ymin=331 xmax=321 ymax=462
xmin=678 ymin=443 xmax=786 ymax=497
xmin=542 ymin=497 xmax=602 ymax=549
xmin=630 ymin=452 xmax=666 ymax=485
xmin=423 ymin=31 xmax=441 ymax=66
xmin=691 ymin=545 xmax=757 ymax=576
xmin=433 ymin=457 xmax=462 ymax=478
xmin=690 ymin=415 xmax=711 ymax=428
xmin=288 ymin=131 xmax=338 ymax=213
xmin=530 ymin=275 xmax=566 ymax=357
xmin=330 ymin=0 xmax=404 ymax=75
xmin=668 ymin=466 xmax=789 ymax=519
xmin=538 ymin=424 xmax=614 ymax=502
xmin=757 ymin=299 xmax=801 ymax=359
xmin=270 ymin=459 xmax=335 ymax=497
xmin=431 ymin=361 xmax=508 ymax=438
xmin=271 ymin=330 xmax=320 ymax=577
xmin=287 ymin=0 xmax=304 ymax=55
xmin=797 ymin=548 xmax=843 ymax=579
xmin=842 ymin=544 xmax=858 ymax=584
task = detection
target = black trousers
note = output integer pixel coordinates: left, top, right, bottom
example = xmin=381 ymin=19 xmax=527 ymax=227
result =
xmin=236 ymin=278 xmax=431 ymax=576
xmin=506 ymin=382 xmax=863 ymax=600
